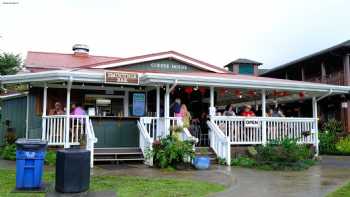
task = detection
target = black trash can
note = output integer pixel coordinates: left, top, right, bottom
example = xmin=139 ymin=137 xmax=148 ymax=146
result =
xmin=55 ymin=149 xmax=90 ymax=193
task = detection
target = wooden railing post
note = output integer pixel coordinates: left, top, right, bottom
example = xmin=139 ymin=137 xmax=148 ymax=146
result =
xmin=312 ymin=97 xmax=319 ymax=156
xmin=261 ymin=90 xmax=267 ymax=145
xmin=41 ymin=83 xmax=48 ymax=140
xmin=64 ymin=78 xmax=72 ymax=148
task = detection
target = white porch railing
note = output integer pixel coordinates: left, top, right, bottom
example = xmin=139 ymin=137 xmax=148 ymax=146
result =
xmin=42 ymin=115 xmax=97 ymax=167
xmin=138 ymin=117 xmax=198 ymax=166
xmin=211 ymin=116 xmax=318 ymax=145
xmin=207 ymin=120 xmax=231 ymax=165
xmin=137 ymin=120 xmax=153 ymax=166
xmin=139 ymin=117 xmax=192 ymax=140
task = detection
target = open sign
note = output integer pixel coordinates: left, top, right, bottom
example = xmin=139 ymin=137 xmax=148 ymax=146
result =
xmin=244 ymin=119 xmax=260 ymax=128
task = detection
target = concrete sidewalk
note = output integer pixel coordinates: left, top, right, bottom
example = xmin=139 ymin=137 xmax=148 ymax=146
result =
xmin=1 ymin=156 xmax=350 ymax=197
xmin=214 ymin=156 xmax=350 ymax=197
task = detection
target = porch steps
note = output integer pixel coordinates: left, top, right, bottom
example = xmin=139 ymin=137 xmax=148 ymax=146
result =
xmin=195 ymin=147 xmax=217 ymax=164
xmin=93 ymin=147 xmax=144 ymax=163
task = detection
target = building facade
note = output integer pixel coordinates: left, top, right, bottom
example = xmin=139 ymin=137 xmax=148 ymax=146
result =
xmin=262 ymin=40 xmax=350 ymax=132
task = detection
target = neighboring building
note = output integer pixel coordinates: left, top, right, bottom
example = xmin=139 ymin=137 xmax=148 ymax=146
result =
xmin=224 ymin=58 xmax=262 ymax=76
xmin=262 ymin=40 xmax=350 ymax=132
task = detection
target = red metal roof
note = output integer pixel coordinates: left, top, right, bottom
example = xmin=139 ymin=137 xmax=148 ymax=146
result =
xmin=25 ymin=51 xmax=122 ymax=71
xmin=25 ymin=50 xmax=228 ymax=73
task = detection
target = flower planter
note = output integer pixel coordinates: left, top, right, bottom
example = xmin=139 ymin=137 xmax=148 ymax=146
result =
xmin=193 ymin=156 xmax=210 ymax=170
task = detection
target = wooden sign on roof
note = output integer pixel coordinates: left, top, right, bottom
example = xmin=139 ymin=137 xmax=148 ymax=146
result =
xmin=105 ymin=71 xmax=139 ymax=85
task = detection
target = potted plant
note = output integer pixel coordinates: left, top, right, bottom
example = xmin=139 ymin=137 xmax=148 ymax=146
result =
xmin=193 ymin=147 xmax=211 ymax=170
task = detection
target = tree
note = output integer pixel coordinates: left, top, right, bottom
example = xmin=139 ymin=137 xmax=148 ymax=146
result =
xmin=0 ymin=52 xmax=22 ymax=75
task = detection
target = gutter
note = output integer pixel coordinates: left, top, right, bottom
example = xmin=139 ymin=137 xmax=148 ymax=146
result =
xmin=317 ymin=89 xmax=333 ymax=101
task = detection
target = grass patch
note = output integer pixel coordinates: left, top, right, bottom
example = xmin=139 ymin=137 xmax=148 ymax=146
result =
xmin=326 ymin=181 xmax=350 ymax=197
xmin=0 ymin=168 xmax=225 ymax=197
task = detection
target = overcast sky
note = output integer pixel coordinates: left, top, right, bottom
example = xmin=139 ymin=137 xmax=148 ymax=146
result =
xmin=0 ymin=0 xmax=350 ymax=69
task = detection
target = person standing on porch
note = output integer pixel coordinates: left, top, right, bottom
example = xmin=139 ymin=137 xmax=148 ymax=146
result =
xmin=179 ymin=104 xmax=191 ymax=128
xmin=49 ymin=102 xmax=64 ymax=115
xmin=241 ymin=105 xmax=255 ymax=117
xmin=172 ymin=98 xmax=182 ymax=117
xmin=224 ymin=104 xmax=236 ymax=116
xmin=70 ymin=103 xmax=86 ymax=115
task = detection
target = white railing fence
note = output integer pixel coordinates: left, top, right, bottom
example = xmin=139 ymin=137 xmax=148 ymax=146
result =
xmin=138 ymin=117 xmax=198 ymax=166
xmin=42 ymin=115 xmax=98 ymax=167
xmin=85 ymin=119 xmax=98 ymax=168
xmin=207 ymin=120 xmax=231 ymax=165
xmin=137 ymin=120 xmax=153 ymax=166
xmin=211 ymin=116 xmax=318 ymax=145
xmin=139 ymin=117 xmax=197 ymax=141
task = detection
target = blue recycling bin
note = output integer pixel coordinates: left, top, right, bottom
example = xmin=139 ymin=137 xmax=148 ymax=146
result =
xmin=15 ymin=139 xmax=47 ymax=189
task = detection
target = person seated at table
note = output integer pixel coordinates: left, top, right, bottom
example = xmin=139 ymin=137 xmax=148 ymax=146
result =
xmin=224 ymin=104 xmax=236 ymax=116
xmin=70 ymin=103 xmax=86 ymax=115
xmin=241 ymin=105 xmax=255 ymax=117
xmin=49 ymin=102 xmax=65 ymax=115
xmin=267 ymin=108 xmax=274 ymax=117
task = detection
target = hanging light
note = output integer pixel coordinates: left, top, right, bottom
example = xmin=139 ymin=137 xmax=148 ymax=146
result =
xmin=234 ymin=90 xmax=241 ymax=98
xmin=185 ymin=87 xmax=193 ymax=94
xmin=199 ymin=87 xmax=206 ymax=95
xmin=193 ymin=85 xmax=199 ymax=91
xmin=82 ymin=83 xmax=85 ymax=87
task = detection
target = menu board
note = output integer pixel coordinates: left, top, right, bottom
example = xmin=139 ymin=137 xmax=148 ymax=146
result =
xmin=132 ymin=93 xmax=145 ymax=116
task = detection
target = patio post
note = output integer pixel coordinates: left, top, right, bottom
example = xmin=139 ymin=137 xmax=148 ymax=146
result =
xmin=261 ymin=89 xmax=267 ymax=145
xmin=209 ymin=86 xmax=216 ymax=116
xmin=164 ymin=84 xmax=170 ymax=136
xmin=64 ymin=78 xmax=72 ymax=148
xmin=156 ymin=86 xmax=160 ymax=117
xmin=41 ymin=82 xmax=48 ymax=140
xmin=312 ymin=97 xmax=319 ymax=156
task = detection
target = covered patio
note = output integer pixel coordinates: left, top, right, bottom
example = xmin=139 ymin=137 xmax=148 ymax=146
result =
xmin=1 ymin=59 xmax=349 ymax=167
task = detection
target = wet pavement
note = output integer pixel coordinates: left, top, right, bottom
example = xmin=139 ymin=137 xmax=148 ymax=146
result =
xmin=1 ymin=156 xmax=350 ymax=197
xmin=215 ymin=155 xmax=350 ymax=197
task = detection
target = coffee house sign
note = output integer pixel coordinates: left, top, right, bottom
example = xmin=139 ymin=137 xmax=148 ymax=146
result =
xmin=150 ymin=63 xmax=188 ymax=71
xmin=105 ymin=71 xmax=139 ymax=85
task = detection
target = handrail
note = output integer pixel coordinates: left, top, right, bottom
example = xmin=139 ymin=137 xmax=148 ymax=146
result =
xmin=207 ymin=120 xmax=231 ymax=165
xmin=85 ymin=118 xmax=97 ymax=168
xmin=137 ymin=120 xmax=154 ymax=166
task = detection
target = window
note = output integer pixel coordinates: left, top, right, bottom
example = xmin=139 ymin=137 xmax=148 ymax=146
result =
xmin=239 ymin=64 xmax=254 ymax=75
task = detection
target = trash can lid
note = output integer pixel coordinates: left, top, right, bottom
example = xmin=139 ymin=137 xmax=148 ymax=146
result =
xmin=15 ymin=138 xmax=48 ymax=145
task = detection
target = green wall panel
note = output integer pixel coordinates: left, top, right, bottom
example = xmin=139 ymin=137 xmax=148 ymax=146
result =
xmin=239 ymin=64 xmax=254 ymax=75
xmin=92 ymin=119 xmax=139 ymax=148
xmin=27 ymin=94 xmax=42 ymax=139
xmin=0 ymin=96 xmax=27 ymax=145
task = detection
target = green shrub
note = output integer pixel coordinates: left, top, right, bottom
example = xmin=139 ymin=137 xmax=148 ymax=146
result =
xmin=255 ymin=138 xmax=314 ymax=170
xmin=322 ymin=119 xmax=343 ymax=133
xmin=231 ymin=156 xmax=256 ymax=168
xmin=336 ymin=136 xmax=350 ymax=154
xmin=146 ymin=135 xmax=195 ymax=169
xmin=319 ymin=131 xmax=338 ymax=154
xmin=257 ymin=138 xmax=312 ymax=163
xmin=1 ymin=144 xmax=16 ymax=160
xmin=217 ymin=157 xmax=226 ymax=165
xmin=45 ymin=151 xmax=56 ymax=166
